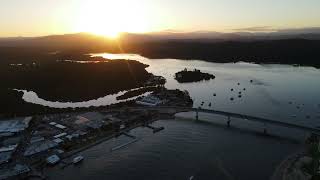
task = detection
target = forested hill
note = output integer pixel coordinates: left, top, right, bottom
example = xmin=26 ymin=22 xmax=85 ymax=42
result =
xmin=1 ymin=33 xmax=320 ymax=67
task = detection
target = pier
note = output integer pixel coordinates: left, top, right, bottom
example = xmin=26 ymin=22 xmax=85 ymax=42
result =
xmin=110 ymin=139 xmax=139 ymax=152
xmin=122 ymin=132 xmax=136 ymax=139
xmin=145 ymin=125 xmax=165 ymax=133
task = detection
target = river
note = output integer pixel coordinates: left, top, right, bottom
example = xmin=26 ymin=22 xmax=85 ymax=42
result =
xmin=92 ymin=53 xmax=320 ymax=126
xmin=46 ymin=119 xmax=300 ymax=180
xmin=20 ymin=53 xmax=320 ymax=126
xmin=25 ymin=53 xmax=320 ymax=179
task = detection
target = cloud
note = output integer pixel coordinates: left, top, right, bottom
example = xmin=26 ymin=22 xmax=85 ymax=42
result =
xmin=233 ymin=26 xmax=275 ymax=32
xmin=233 ymin=26 xmax=320 ymax=34
xmin=276 ymin=27 xmax=320 ymax=34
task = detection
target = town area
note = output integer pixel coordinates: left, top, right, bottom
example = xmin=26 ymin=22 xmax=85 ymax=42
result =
xmin=0 ymin=89 xmax=192 ymax=179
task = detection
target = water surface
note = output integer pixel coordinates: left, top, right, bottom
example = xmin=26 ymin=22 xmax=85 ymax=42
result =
xmin=92 ymin=53 xmax=320 ymax=126
xmin=19 ymin=53 xmax=320 ymax=125
xmin=33 ymin=53 xmax=320 ymax=179
xmin=46 ymin=119 xmax=300 ymax=180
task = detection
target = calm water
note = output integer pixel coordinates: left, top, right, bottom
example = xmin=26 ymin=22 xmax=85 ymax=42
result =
xmin=46 ymin=119 xmax=300 ymax=180
xmin=21 ymin=53 xmax=320 ymax=179
xmin=92 ymin=53 xmax=320 ymax=126
xmin=20 ymin=53 xmax=320 ymax=125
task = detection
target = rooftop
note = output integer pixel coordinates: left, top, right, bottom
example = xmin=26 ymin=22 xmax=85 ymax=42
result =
xmin=74 ymin=112 xmax=107 ymax=129
xmin=46 ymin=154 xmax=60 ymax=165
xmin=24 ymin=140 xmax=58 ymax=156
xmin=136 ymin=95 xmax=163 ymax=106
xmin=0 ymin=164 xmax=30 ymax=179
xmin=0 ymin=144 xmax=18 ymax=153
xmin=0 ymin=117 xmax=32 ymax=133
xmin=0 ymin=151 xmax=13 ymax=164
xmin=75 ymin=112 xmax=105 ymax=123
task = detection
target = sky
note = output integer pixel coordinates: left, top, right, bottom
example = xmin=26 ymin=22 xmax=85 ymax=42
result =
xmin=1 ymin=0 xmax=320 ymax=37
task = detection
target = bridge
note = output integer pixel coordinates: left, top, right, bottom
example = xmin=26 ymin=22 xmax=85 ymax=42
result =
xmin=125 ymin=106 xmax=320 ymax=135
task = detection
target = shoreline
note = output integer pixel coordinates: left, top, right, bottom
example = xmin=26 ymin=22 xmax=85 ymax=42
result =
xmin=60 ymin=119 xmax=158 ymax=160
xmin=29 ymin=116 xmax=168 ymax=179
xmin=270 ymin=148 xmax=305 ymax=180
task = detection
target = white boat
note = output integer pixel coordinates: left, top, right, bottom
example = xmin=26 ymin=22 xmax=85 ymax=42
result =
xmin=73 ymin=155 xmax=84 ymax=164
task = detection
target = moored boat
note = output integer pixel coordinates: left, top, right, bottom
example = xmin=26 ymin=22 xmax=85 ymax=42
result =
xmin=73 ymin=155 xmax=84 ymax=164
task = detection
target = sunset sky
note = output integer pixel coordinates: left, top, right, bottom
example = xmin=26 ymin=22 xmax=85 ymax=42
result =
xmin=1 ymin=0 xmax=320 ymax=37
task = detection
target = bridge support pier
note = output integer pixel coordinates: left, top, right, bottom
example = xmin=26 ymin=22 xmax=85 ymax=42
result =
xmin=196 ymin=111 xmax=199 ymax=121
xmin=227 ymin=116 xmax=231 ymax=127
xmin=162 ymin=106 xmax=320 ymax=135
xmin=195 ymin=107 xmax=200 ymax=121
xmin=263 ymin=123 xmax=268 ymax=135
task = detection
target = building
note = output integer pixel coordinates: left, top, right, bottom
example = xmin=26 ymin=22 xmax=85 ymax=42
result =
xmin=2 ymin=136 xmax=21 ymax=146
xmin=0 ymin=144 xmax=18 ymax=164
xmin=0 ymin=144 xmax=18 ymax=153
xmin=49 ymin=121 xmax=67 ymax=129
xmin=136 ymin=95 xmax=163 ymax=106
xmin=53 ymin=133 xmax=67 ymax=139
xmin=30 ymin=136 xmax=45 ymax=144
xmin=0 ymin=151 xmax=13 ymax=164
xmin=49 ymin=122 xmax=57 ymax=126
xmin=0 ymin=132 xmax=14 ymax=138
xmin=46 ymin=154 xmax=60 ymax=165
xmin=52 ymin=138 xmax=64 ymax=144
xmin=24 ymin=140 xmax=58 ymax=157
xmin=0 ymin=117 xmax=32 ymax=134
xmin=65 ymin=133 xmax=80 ymax=141
xmin=73 ymin=112 xmax=107 ymax=130
xmin=54 ymin=124 xmax=67 ymax=130
xmin=0 ymin=164 xmax=30 ymax=179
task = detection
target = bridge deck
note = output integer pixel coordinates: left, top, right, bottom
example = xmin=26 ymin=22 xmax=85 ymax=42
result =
xmin=193 ymin=108 xmax=319 ymax=133
xmin=130 ymin=106 xmax=320 ymax=133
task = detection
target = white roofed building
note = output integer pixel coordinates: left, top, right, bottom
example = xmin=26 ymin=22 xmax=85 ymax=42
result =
xmin=136 ymin=95 xmax=163 ymax=106
xmin=0 ymin=117 xmax=32 ymax=134
xmin=46 ymin=154 xmax=60 ymax=165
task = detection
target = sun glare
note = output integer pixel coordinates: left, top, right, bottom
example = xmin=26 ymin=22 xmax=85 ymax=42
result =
xmin=75 ymin=0 xmax=150 ymax=38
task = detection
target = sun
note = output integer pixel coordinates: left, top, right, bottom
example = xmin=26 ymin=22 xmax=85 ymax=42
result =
xmin=84 ymin=24 xmax=120 ymax=38
xmin=74 ymin=0 xmax=150 ymax=38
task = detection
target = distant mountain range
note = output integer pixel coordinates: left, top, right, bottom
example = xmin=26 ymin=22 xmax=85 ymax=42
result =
xmin=0 ymin=28 xmax=320 ymax=68
xmin=0 ymin=33 xmax=114 ymax=48
xmin=120 ymin=27 xmax=320 ymax=42
xmin=1 ymin=27 xmax=320 ymax=47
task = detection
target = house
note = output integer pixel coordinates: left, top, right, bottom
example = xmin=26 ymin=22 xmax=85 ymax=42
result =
xmin=136 ymin=95 xmax=163 ymax=106
xmin=0 ymin=117 xmax=32 ymax=134
xmin=52 ymin=138 xmax=64 ymax=144
xmin=46 ymin=154 xmax=60 ymax=165
xmin=24 ymin=140 xmax=58 ymax=156
xmin=55 ymin=124 xmax=67 ymax=129
xmin=0 ymin=145 xmax=18 ymax=164
xmin=53 ymin=133 xmax=67 ymax=139
xmin=74 ymin=112 xmax=107 ymax=130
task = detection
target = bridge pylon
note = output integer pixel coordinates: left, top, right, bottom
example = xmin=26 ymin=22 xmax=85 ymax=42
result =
xmin=195 ymin=107 xmax=199 ymax=121
xmin=263 ymin=123 xmax=268 ymax=135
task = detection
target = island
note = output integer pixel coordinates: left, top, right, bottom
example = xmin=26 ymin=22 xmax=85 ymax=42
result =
xmin=174 ymin=68 xmax=215 ymax=83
